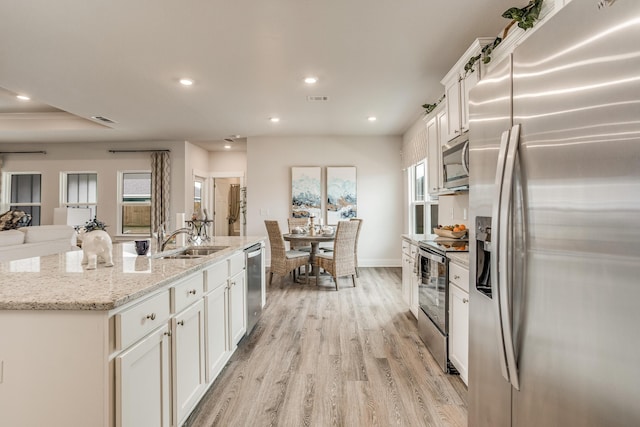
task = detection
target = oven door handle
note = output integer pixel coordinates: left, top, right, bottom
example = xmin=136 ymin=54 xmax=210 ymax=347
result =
xmin=418 ymin=249 xmax=446 ymax=265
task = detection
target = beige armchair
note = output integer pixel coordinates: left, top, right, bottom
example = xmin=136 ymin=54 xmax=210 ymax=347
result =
xmin=315 ymin=220 xmax=359 ymax=290
xmin=265 ymin=220 xmax=310 ymax=285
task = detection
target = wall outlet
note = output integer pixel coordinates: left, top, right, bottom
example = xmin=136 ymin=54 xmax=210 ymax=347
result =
xmin=450 ymin=208 xmax=455 ymax=220
xmin=463 ymin=208 xmax=468 ymax=220
xmin=0 ymin=360 xmax=3 ymax=384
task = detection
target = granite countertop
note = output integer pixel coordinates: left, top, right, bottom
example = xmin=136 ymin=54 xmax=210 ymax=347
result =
xmin=0 ymin=236 xmax=265 ymax=311
xmin=447 ymin=252 xmax=469 ymax=268
xmin=401 ymin=234 xmax=426 ymax=244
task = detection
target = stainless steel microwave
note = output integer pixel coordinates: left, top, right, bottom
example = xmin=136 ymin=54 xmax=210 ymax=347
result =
xmin=442 ymin=135 xmax=469 ymax=189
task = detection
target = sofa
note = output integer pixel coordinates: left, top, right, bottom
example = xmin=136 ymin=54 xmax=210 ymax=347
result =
xmin=0 ymin=225 xmax=79 ymax=262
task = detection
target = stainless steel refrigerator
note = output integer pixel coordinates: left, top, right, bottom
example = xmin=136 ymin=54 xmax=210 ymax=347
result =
xmin=468 ymin=1 xmax=640 ymax=426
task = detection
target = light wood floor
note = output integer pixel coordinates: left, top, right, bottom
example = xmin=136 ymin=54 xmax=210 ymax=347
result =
xmin=185 ymin=267 xmax=468 ymax=427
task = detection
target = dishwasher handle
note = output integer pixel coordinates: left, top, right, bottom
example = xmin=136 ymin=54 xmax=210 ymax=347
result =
xmin=245 ymin=244 xmax=262 ymax=258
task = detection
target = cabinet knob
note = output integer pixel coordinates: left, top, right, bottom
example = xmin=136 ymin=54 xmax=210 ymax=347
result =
xmin=146 ymin=313 xmax=156 ymax=321
xmin=230 ymin=281 xmax=236 ymax=287
xmin=188 ymin=289 xmax=197 ymax=295
xmin=454 ymin=129 xmax=460 ymax=134
xmin=164 ymin=331 xmax=171 ymax=337
xmin=463 ymin=298 xmax=469 ymax=304
xmin=177 ymin=320 xmax=185 ymax=326
xmin=454 ymin=275 xmax=460 ymax=280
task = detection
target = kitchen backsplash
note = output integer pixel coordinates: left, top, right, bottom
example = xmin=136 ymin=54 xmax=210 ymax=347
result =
xmin=437 ymin=193 xmax=469 ymax=229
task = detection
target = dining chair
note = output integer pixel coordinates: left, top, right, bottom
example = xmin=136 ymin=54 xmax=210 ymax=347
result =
xmin=315 ymin=220 xmax=359 ymax=290
xmin=350 ymin=218 xmax=363 ymax=277
xmin=287 ymin=217 xmax=311 ymax=252
xmin=265 ymin=220 xmax=310 ymax=285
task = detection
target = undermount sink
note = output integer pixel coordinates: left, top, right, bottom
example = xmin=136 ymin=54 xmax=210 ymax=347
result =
xmin=154 ymin=246 xmax=229 ymax=259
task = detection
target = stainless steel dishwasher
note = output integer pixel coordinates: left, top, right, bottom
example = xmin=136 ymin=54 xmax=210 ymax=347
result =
xmin=244 ymin=243 xmax=263 ymax=335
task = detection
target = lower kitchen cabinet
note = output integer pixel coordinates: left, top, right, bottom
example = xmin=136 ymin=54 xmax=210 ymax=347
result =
xmin=115 ymin=324 xmax=171 ymax=427
xmin=172 ymin=299 xmax=206 ymax=427
xmin=448 ymin=261 xmax=469 ymax=385
xmin=204 ymin=281 xmax=230 ymax=383
xmin=401 ymin=239 xmax=419 ymax=319
xmin=229 ymin=268 xmax=247 ymax=347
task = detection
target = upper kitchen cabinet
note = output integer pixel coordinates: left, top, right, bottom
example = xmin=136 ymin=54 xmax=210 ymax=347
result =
xmin=441 ymin=38 xmax=495 ymax=141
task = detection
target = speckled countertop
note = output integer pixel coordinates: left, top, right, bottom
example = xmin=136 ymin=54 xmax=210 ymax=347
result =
xmin=401 ymin=234 xmax=426 ymax=244
xmin=447 ymin=252 xmax=469 ymax=268
xmin=0 ymin=236 xmax=265 ymax=311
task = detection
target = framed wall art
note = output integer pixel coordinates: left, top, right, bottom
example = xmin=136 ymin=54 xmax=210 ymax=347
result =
xmin=291 ymin=167 xmax=321 ymax=218
xmin=326 ymin=166 xmax=357 ymax=224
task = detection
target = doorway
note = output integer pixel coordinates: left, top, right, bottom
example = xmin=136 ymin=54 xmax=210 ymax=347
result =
xmin=213 ymin=177 xmax=241 ymax=236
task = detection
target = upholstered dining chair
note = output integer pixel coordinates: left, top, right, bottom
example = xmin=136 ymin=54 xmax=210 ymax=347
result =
xmin=315 ymin=220 xmax=359 ymax=290
xmin=265 ymin=220 xmax=310 ymax=285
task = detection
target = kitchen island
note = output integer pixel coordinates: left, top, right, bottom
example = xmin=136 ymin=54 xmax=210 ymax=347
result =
xmin=0 ymin=236 xmax=265 ymax=427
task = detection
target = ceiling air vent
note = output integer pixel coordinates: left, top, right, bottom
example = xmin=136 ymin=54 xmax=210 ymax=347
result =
xmin=91 ymin=115 xmax=116 ymax=124
xmin=306 ymin=96 xmax=329 ymax=102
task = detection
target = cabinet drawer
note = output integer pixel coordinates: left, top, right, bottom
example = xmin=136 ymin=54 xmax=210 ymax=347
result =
xmin=228 ymin=251 xmax=245 ymax=277
xmin=115 ymin=290 xmax=170 ymax=350
xmin=449 ymin=262 xmax=469 ymax=292
xmin=409 ymin=244 xmax=418 ymax=258
xmin=402 ymin=239 xmax=410 ymax=255
xmin=205 ymin=261 xmax=228 ymax=293
xmin=171 ymin=272 xmax=205 ymax=314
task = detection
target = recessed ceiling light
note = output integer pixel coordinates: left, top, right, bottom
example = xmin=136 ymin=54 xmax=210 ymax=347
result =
xmin=224 ymin=144 xmax=231 ymax=149
xmin=16 ymin=95 xmax=30 ymax=101
xmin=269 ymin=117 xmax=280 ymax=123
xmin=179 ymin=78 xmax=194 ymax=86
xmin=368 ymin=116 xmax=377 ymax=122
xmin=304 ymin=77 xmax=318 ymax=84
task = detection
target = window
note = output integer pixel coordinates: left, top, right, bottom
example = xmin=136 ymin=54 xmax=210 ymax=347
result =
xmin=63 ymin=172 xmax=98 ymax=219
xmin=8 ymin=173 xmax=42 ymax=225
xmin=119 ymin=172 xmax=152 ymax=235
xmin=411 ymin=162 xmax=426 ymax=234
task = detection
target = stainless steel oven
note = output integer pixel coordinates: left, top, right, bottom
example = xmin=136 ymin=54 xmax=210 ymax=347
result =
xmin=442 ymin=135 xmax=470 ymax=189
xmin=417 ymin=238 xmax=469 ymax=374
xmin=417 ymin=246 xmax=451 ymax=373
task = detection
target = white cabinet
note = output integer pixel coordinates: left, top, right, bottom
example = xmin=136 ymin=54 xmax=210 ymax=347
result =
xmin=444 ymin=76 xmax=462 ymax=141
xmin=172 ymin=299 xmax=206 ymax=426
xmin=426 ymin=112 xmax=441 ymax=195
xmin=401 ymin=239 xmax=419 ymax=319
xmin=204 ymin=261 xmax=230 ymax=383
xmin=441 ymin=38 xmax=495 ymax=141
xmin=229 ymin=269 xmax=247 ymax=347
xmin=448 ymin=261 xmax=470 ymax=385
xmin=115 ymin=325 xmax=171 ymax=427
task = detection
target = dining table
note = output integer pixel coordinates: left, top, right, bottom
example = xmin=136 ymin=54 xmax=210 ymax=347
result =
xmin=283 ymin=232 xmax=335 ymax=278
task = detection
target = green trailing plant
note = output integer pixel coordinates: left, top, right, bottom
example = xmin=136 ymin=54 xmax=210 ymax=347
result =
xmin=81 ymin=217 xmax=108 ymax=233
xmin=503 ymin=0 xmax=544 ymax=30
xmin=422 ymin=94 xmax=445 ymax=115
xmin=464 ymin=37 xmax=503 ymax=76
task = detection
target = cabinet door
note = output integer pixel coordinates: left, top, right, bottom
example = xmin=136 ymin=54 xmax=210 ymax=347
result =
xmin=115 ymin=325 xmax=171 ymax=427
xmin=449 ymin=284 xmax=469 ymax=385
xmin=401 ymin=252 xmax=412 ymax=307
xmin=426 ymin=116 xmax=441 ymax=195
xmin=172 ymin=299 xmax=206 ymax=426
xmin=410 ymin=259 xmax=419 ymax=319
xmin=444 ymin=76 xmax=462 ymax=141
xmin=229 ymin=269 xmax=246 ymax=347
xmin=205 ymin=283 xmax=230 ymax=383
xmin=461 ymin=68 xmax=480 ymax=132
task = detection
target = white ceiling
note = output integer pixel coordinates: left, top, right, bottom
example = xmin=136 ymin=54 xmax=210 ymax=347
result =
xmin=0 ymin=0 xmax=516 ymax=148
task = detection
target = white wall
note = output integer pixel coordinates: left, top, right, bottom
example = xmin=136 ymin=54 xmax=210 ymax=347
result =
xmin=438 ymin=193 xmax=469 ymax=228
xmin=208 ymin=151 xmax=247 ymax=175
xmin=246 ymin=136 xmax=403 ymax=267
xmin=0 ymin=141 xmax=187 ymax=236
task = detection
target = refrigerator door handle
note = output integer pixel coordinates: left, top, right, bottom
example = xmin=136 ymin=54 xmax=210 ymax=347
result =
xmin=461 ymin=140 xmax=470 ymax=175
xmin=499 ymin=124 xmax=522 ymax=391
xmin=490 ymin=129 xmax=512 ymax=384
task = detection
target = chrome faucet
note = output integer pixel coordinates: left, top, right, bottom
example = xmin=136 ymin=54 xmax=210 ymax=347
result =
xmin=160 ymin=227 xmax=193 ymax=251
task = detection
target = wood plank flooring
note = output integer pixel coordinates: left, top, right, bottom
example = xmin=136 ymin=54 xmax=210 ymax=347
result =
xmin=185 ymin=267 xmax=467 ymax=427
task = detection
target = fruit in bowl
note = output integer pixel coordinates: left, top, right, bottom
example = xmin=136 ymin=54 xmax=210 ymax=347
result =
xmin=434 ymin=224 xmax=468 ymax=238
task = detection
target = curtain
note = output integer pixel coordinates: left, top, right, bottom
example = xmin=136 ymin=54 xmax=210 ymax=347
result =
xmin=151 ymin=152 xmax=171 ymax=233
xmin=402 ymin=125 xmax=428 ymax=169
xmin=228 ymin=184 xmax=240 ymax=235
